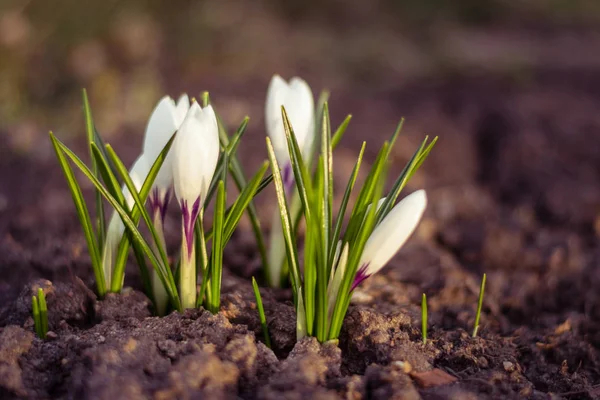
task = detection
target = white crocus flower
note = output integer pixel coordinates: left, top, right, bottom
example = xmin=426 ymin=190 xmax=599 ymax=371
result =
xmin=101 ymin=155 xmax=150 ymax=287
xmin=143 ymin=94 xmax=189 ymax=314
xmin=265 ymin=75 xmax=314 ymax=287
xmin=172 ymin=102 xmax=220 ymax=309
xmin=352 ymin=190 xmax=427 ymax=290
xmin=265 ymin=74 xmax=315 ymax=191
xmin=143 ymin=94 xmax=190 ymax=221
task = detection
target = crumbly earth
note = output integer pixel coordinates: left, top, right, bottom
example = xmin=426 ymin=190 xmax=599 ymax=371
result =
xmin=1 ymin=74 xmax=600 ymax=399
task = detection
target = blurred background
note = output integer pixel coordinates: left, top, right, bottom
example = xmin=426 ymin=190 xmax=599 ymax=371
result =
xmin=1 ymin=0 xmax=600 ymax=307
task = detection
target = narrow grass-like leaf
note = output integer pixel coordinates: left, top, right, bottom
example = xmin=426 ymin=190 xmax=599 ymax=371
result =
xmin=205 ymin=117 xmax=248 ymax=207
xmin=422 ymin=293 xmax=427 ymax=345
xmin=265 ymin=137 xmax=301 ymax=292
xmin=38 ymin=288 xmax=48 ymax=337
xmin=281 ymin=106 xmax=314 ymax=220
xmin=110 ymin=135 xmax=176 ymax=292
xmin=473 ymin=273 xmax=487 ymax=338
xmin=105 ymin=145 xmax=171 ymax=280
xmin=32 ymin=296 xmax=41 ymax=338
xmin=223 ymin=161 xmax=269 ymax=242
xmin=208 ymin=181 xmax=226 ymax=314
xmin=329 ymin=159 xmax=388 ymax=339
xmin=252 ymin=277 xmax=271 ymax=348
xmin=196 ymin=209 xmax=210 ymax=308
xmin=53 ymin=136 xmax=181 ymax=310
xmin=82 ymin=89 xmax=106 ymax=251
xmin=376 ymin=136 xmax=438 ymax=224
xmin=331 ymin=114 xmax=352 ymax=150
xmin=329 ymin=142 xmax=366 ymax=267
xmin=216 ymin=115 xmax=270 ymax=276
xmin=49 ymin=132 xmax=105 ymax=295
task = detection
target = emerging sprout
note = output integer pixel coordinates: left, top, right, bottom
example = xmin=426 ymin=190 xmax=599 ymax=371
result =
xmin=473 ymin=273 xmax=487 ymax=337
xmin=32 ymin=288 xmax=48 ymax=339
xmin=172 ymin=102 xmax=220 ymax=309
xmin=265 ymin=75 xmax=315 ymax=288
xmin=422 ymin=293 xmax=428 ymax=345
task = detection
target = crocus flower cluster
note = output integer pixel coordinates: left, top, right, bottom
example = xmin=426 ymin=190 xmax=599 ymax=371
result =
xmin=53 ymin=75 xmax=435 ymax=344
xmin=101 ymin=95 xmax=220 ymax=312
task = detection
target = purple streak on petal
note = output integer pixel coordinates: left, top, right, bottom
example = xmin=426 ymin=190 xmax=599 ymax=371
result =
xmin=181 ymin=197 xmax=201 ymax=259
xmin=149 ymin=187 xmax=172 ymax=223
xmin=351 ymin=263 xmax=371 ymax=291
xmin=160 ymin=187 xmax=172 ymax=223
xmin=282 ymin=162 xmax=295 ymax=194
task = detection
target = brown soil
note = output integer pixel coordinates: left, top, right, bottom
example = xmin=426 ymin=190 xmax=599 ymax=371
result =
xmin=1 ymin=73 xmax=600 ymax=399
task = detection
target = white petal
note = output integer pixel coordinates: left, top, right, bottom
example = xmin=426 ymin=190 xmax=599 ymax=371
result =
xmin=175 ymin=94 xmax=190 ymax=126
xmin=287 ymin=77 xmax=315 ymax=158
xmin=172 ymin=103 xmax=220 ymax=206
xmin=122 ymin=155 xmax=151 ymax=209
xmin=359 ymin=190 xmax=427 ymax=276
xmin=143 ymin=96 xmax=179 ymax=190
xmin=265 ymin=75 xmax=315 ymax=165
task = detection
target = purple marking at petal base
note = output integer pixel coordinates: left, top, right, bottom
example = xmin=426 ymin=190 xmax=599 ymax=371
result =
xmin=160 ymin=188 xmax=171 ymax=222
xmin=282 ymin=163 xmax=295 ymax=194
xmin=181 ymin=197 xmax=201 ymax=258
xmin=150 ymin=188 xmax=172 ymax=223
xmin=351 ymin=263 xmax=371 ymax=291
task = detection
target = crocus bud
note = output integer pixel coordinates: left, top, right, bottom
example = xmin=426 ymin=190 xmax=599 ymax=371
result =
xmin=143 ymin=94 xmax=190 ymax=220
xmin=172 ymin=102 xmax=220 ymax=255
xmin=265 ymin=75 xmax=314 ymax=191
xmin=102 ymin=155 xmax=150 ymax=285
xmin=352 ymin=190 xmax=427 ymax=290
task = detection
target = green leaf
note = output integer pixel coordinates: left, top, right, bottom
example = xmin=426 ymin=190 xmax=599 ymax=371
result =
xmin=216 ymin=112 xmax=270 ymax=276
xmin=316 ymin=102 xmax=333 ymax=341
xmin=37 ymin=288 xmax=48 ymax=338
xmin=223 ymin=161 xmax=269 ymax=243
xmin=281 ymin=106 xmax=314 ymax=222
xmin=329 ymin=142 xmax=366 ymax=267
xmin=108 ymin=134 xmax=175 ymax=292
xmin=105 ymin=145 xmax=172 ymax=283
xmin=52 ymin=135 xmax=181 ymax=311
xmin=252 ymin=277 xmax=271 ymax=348
xmin=422 ymin=293 xmax=428 ymax=345
xmin=209 ymin=181 xmax=226 ymax=314
xmin=82 ymin=89 xmax=106 ymax=252
xmin=473 ymin=273 xmax=487 ymax=337
xmin=32 ymin=296 xmax=41 ymax=338
xmin=376 ymin=135 xmax=437 ymax=224
xmin=265 ymin=137 xmax=301 ymax=293
xmin=49 ymin=132 xmax=105 ymax=295
xmin=331 ymin=114 xmax=352 ymax=150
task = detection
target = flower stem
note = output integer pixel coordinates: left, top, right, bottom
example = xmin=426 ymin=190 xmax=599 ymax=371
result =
xmin=180 ymin=223 xmax=197 ymax=309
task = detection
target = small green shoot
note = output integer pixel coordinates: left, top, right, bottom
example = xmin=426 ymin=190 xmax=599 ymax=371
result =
xmin=421 ymin=293 xmax=427 ymax=345
xmin=32 ymin=288 xmax=48 ymax=339
xmin=252 ymin=277 xmax=271 ymax=348
xmin=473 ymin=273 xmax=487 ymax=338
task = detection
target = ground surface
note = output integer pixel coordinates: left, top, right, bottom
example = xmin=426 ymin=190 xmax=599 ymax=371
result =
xmin=1 ymin=71 xmax=600 ymax=399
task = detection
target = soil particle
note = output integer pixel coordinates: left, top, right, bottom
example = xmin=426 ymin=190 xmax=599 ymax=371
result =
xmin=363 ymin=363 xmax=421 ymax=400
xmin=340 ymin=306 xmax=414 ymax=374
xmin=258 ymin=337 xmax=342 ymax=399
xmin=0 ymin=326 xmax=34 ymax=398
xmin=93 ymin=288 xmax=151 ymax=322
